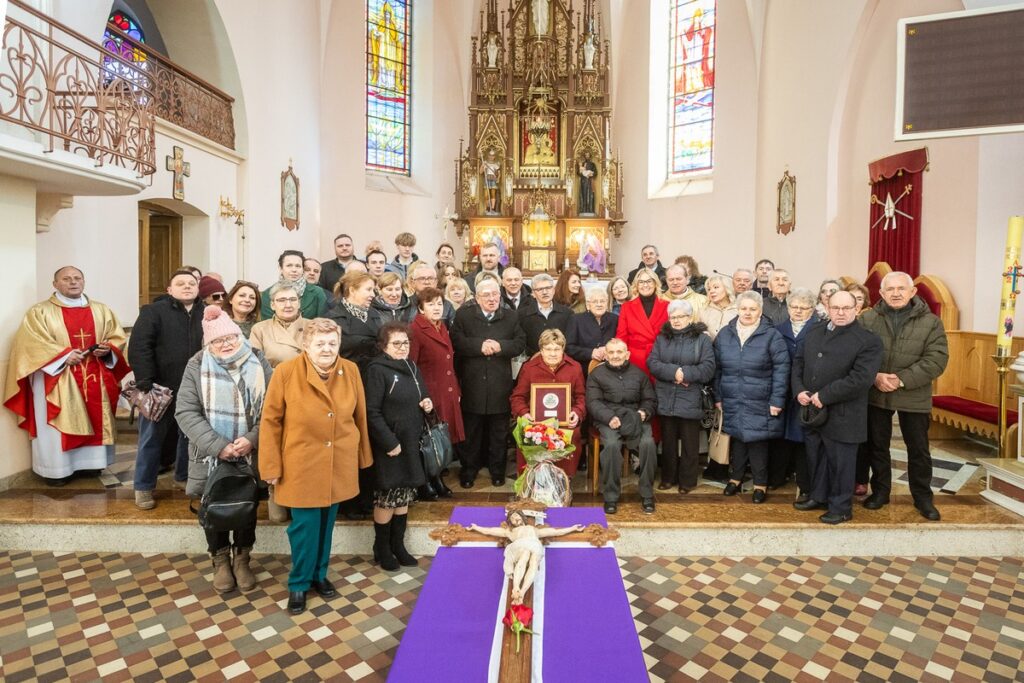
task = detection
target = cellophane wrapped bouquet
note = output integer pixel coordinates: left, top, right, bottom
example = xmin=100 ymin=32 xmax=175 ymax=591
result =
xmin=512 ymin=416 xmax=574 ymax=507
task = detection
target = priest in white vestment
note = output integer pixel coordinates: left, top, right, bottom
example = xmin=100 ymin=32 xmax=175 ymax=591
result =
xmin=3 ymin=267 xmax=128 ymax=484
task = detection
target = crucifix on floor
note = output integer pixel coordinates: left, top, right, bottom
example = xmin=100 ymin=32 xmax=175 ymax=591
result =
xmin=166 ymin=146 xmax=191 ymax=201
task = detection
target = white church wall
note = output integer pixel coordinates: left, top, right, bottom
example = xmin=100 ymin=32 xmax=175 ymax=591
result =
xmin=830 ymin=0 xmax=980 ymax=328
xmin=0 ymin=175 xmax=38 ymax=481
xmin=319 ymin=0 xmax=473 ymax=268
xmin=615 ymin=0 xmax=759 ymax=278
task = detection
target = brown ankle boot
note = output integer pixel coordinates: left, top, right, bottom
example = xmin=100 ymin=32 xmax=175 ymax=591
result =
xmin=211 ymin=548 xmax=235 ymax=593
xmin=233 ymin=547 xmax=257 ymax=592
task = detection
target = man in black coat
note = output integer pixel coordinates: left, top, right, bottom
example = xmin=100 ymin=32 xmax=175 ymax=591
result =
xmin=518 ymin=273 xmax=573 ymax=355
xmin=128 ymin=269 xmax=205 ymax=509
xmin=464 ymin=242 xmax=505 ymax=294
xmin=450 ymin=279 xmax=526 ymax=488
xmin=318 ymin=233 xmax=360 ymax=292
xmin=791 ymin=291 xmax=883 ymax=524
xmin=626 ymin=245 xmax=668 ymax=288
xmin=586 ymin=338 xmax=658 ymax=515
xmin=500 ymin=267 xmax=532 ymax=311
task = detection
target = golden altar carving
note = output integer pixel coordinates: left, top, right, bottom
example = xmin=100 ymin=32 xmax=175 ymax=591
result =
xmin=452 ymin=0 xmax=626 ymax=276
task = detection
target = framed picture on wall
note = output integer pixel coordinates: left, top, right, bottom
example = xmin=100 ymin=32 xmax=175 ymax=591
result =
xmin=777 ymin=170 xmax=796 ymax=235
xmin=281 ymin=161 xmax=300 ymax=231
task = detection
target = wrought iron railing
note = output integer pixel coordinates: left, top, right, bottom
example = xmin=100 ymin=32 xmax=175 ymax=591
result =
xmin=0 ymin=1 xmax=156 ymax=177
xmin=102 ymin=21 xmax=235 ymax=150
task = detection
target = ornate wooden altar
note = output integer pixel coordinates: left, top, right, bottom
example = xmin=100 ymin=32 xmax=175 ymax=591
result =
xmin=451 ymin=0 xmax=626 ymax=277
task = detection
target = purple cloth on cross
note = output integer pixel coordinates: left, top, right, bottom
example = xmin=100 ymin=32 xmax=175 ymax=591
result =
xmin=387 ymin=506 xmax=648 ymax=682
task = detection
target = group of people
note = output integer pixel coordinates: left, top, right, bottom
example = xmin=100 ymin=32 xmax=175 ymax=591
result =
xmin=3 ymin=236 xmax=949 ymax=614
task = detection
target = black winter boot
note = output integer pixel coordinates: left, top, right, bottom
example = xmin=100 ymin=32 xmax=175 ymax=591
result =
xmin=389 ymin=514 xmax=418 ymax=567
xmin=432 ymin=475 xmax=453 ymax=498
xmin=373 ymin=522 xmax=400 ymax=571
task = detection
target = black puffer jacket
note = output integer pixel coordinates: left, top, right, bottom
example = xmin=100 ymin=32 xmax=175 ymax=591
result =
xmin=586 ymin=361 xmax=656 ymax=439
xmin=647 ymin=322 xmax=716 ymax=419
xmin=128 ymin=298 xmax=204 ymax=392
xmin=363 ymin=355 xmax=428 ymax=490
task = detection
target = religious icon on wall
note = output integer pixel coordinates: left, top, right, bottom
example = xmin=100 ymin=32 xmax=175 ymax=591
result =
xmin=165 ymin=146 xmax=190 ymax=201
xmin=281 ymin=161 xmax=300 ymax=231
xmin=777 ymin=170 xmax=796 ymax=235
xmin=577 ymin=152 xmax=598 ymax=215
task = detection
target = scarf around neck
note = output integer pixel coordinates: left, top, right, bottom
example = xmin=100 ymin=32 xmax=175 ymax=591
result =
xmin=278 ymin=276 xmax=306 ymax=299
xmin=344 ymin=299 xmax=370 ymax=322
xmin=200 ymin=342 xmax=266 ymax=449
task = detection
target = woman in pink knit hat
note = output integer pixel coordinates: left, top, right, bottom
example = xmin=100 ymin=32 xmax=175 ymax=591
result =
xmin=175 ymin=307 xmax=274 ymax=595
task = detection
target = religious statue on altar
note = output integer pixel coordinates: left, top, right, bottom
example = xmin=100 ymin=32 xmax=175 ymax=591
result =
xmin=469 ymin=510 xmax=583 ymax=605
xmin=525 ymin=126 xmax=557 ymax=167
xmin=577 ymin=152 xmax=598 ymax=215
xmin=481 ymin=148 xmax=502 ymax=214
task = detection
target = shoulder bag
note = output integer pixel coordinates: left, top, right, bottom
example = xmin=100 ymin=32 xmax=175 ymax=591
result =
xmin=121 ymin=380 xmax=174 ymax=423
xmin=405 ymin=360 xmax=454 ymax=478
xmin=707 ymin=407 xmax=730 ymax=465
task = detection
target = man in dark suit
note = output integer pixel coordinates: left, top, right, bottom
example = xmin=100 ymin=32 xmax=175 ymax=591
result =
xmin=518 ymin=273 xmax=573 ymax=355
xmin=465 ymin=242 xmax=505 ymax=294
xmin=791 ymin=291 xmax=883 ymax=524
xmin=501 ymin=267 xmax=532 ymax=310
xmin=450 ymin=279 xmax=526 ymax=488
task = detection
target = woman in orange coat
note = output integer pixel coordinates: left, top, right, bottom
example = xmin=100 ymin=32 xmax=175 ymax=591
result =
xmin=260 ymin=318 xmax=372 ymax=615
xmin=615 ymin=268 xmax=669 ymax=381
xmin=511 ymin=329 xmax=587 ymax=476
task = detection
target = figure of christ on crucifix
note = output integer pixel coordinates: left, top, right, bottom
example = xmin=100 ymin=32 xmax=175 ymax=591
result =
xmin=469 ymin=510 xmax=583 ymax=605
xmin=166 ymin=146 xmax=191 ymax=201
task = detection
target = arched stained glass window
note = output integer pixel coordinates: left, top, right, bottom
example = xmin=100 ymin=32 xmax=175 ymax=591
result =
xmin=366 ymin=0 xmax=412 ymax=175
xmin=669 ymin=0 xmax=715 ymax=175
xmin=102 ymin=10 xmax=147 ymax=85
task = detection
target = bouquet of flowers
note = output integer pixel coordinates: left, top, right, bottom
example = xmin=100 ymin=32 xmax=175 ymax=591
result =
xmin=512 ymin=416 xmax=574 ymax=507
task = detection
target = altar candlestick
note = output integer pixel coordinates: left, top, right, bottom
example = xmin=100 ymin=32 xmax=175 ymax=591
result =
xmin=996 ymin=216 xmax=1024 ymax=355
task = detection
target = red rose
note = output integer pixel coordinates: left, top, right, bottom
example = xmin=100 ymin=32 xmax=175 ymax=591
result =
xmin=503 ymin=605 xmax=537 ymax=653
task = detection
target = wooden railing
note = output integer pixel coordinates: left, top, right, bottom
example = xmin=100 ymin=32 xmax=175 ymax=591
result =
xmin=102 ymin=21 xmax=235 ymax=149
xmin=0 ymin=1 xmax=156 ymax=176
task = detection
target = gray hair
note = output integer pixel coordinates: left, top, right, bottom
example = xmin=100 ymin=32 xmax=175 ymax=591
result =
xmin=818 ymin=279 xmax=843 ymax=293
xmin=705 ymin=274 xmax=735 ymax=302
xmin=666 ymin=264 xmax=688 ymax=278
xmin=475 ymin=278 xmax=500 ymax=295
xmin=641 ymin=244 xmax=659 ymax=255
xmin=268 ymin=282 xmax=299 ymax=300
xmin=585 ymin=287 xmax=609 ymax=302
xmin=736 ymin=290 xmax=764 ymax=310
xmin=768 ymin=269 xmax=790 ymax=280
xmin=733 ymin=268 xmax=753 ymax=278
xmin=880 ymin=271 xmax=914 ymax=289
xmin=787 ymin=287 xmax=817 ymax=309
xmin=667 ymin=299 xmax=693 ymax=316
xmin=532 ymin=273 xmax=555 ymax=287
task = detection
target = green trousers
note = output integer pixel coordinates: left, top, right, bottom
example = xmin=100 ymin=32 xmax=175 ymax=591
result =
xmin=287 ymin=503 xmax=339 ymax=592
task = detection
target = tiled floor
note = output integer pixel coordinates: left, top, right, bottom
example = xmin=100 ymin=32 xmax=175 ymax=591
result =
xmin=2 ymin=550 xmax=1023 ymax=682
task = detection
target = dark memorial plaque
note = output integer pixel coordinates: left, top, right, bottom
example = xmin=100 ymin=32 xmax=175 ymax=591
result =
xmin=898 ymin=7 xmax=1024 ymax=139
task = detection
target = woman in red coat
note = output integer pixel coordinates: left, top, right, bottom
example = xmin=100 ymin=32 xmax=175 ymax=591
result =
xmin=408 ymin=288 xmax=465 ymax=499
xmin=511 ymin=329 xmax=587 ymax=476
xmin=616 ymin=268 xmax=669 ymax=381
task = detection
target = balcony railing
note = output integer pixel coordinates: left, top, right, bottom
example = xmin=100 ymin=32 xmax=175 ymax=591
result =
xmin=103 ymin=22 xmax=235 ymax=150
xmin=0 ymin=1 xmax=156 ymax=177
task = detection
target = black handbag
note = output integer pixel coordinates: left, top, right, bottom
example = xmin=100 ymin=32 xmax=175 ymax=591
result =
xmin=197 ymin=457 xmax=259 ymax=532
xmin=406 ymin=359 xmax=454 ymax=478
xmin=693 ymin=341 xmax=716 ymax=429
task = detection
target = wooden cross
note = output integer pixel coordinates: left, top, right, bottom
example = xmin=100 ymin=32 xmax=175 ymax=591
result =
xmin=1004 ymin=261 xmax=1023 ymax=300
xmin=166 ymin=146 xmax=190 ymax=201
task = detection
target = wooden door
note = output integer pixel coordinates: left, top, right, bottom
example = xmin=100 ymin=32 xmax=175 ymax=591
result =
xmin=138 ymin=208 xmax=182 ymax=306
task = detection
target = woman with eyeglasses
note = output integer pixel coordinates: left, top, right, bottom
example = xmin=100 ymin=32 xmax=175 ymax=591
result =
xmin=774 ymin=288 xmax=819 ymax=500
xmin=364 ymin=322 xmax=433 ymax=571
xmin=176 ymin=307 xmax=274 ymax=594
xmin=615 ymin=268 xmax=669 ymax=381
xmin=647 ymin=299 xmax=716 ymax=494
xmin=199 ymin=276 xmax=227 ymax=308
xmin=224 ymin=281 xmax=261 ymax=339
xmin=260 ymin=250 xmax=328 ymax=320
xmin=250 ymin=284 xmax=307 ymax=369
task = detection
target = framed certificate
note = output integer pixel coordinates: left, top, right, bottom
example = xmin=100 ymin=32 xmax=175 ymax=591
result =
xmin=530 ymin=383 xmax=572 ymax=426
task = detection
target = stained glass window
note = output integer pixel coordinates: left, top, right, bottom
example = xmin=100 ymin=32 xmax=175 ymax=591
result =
xmin=102 ymin=10 xmax=147 ymax=86
xmin=366 ymin=0 xmax=412 ymax=174
xmin=669 ymin=0 xmax=715 ymax=175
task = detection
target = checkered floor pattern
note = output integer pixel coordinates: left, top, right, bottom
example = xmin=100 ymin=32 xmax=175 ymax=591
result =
xmin=1 ymin=552 xmax=1022 ymax=682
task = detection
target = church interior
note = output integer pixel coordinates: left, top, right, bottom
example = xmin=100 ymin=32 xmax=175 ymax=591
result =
xmin=1 ymin=0 xmax=1024 ymax=681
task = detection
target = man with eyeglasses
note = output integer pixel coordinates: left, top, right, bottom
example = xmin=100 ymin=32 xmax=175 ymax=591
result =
xmin=518 ymin=272 xmax=573 ymax=355
xmin=791 ymin=291 xmax=882 ymax=524
xmin=450 ymin=279 xmax=526 ymax=488
xmin=859 ymin=271 xmax=948 ymax=521
xmin=406 ymin=263 xmax=455 ymax=326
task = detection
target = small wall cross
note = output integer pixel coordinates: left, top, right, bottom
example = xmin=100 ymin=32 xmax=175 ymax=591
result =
xmin=166 ymin=146 xmax=191 ymax=201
